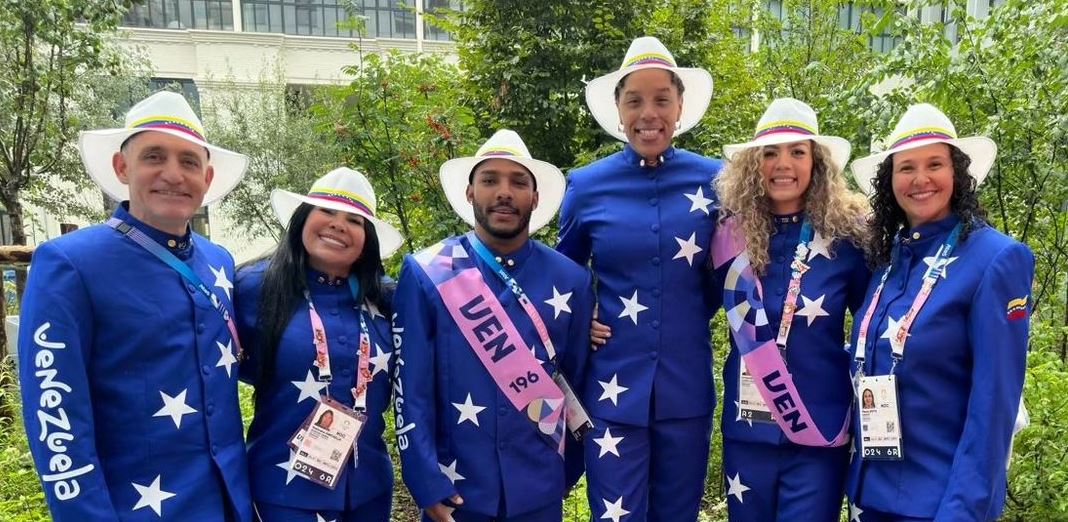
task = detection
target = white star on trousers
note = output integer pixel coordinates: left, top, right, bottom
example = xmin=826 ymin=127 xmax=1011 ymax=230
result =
xmin=600 ymin=496 xmax=630 ymax=522
xmin=593 ymin=427 xmax=624 ymax=458
xmin=727 ymin=472 xmax=751 ymax=503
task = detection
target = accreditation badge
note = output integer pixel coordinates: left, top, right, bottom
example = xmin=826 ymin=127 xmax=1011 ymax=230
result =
xmin=857 ymin=375 xmax=903 ymax=460
xmin=553 ymin=372 xmax=593 ymax=440
xmin=288 ymin=396 xmax=366 ymax=489
xmin=738 ymin=359 xmax=774 ymax=423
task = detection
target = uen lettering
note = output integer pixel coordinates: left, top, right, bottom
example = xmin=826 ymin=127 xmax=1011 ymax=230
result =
xmin=33 ymin=322 xmax=94 ymax=501
xmin=761 ymin=370 xmax=809 ymax=433
xmin=458 ymin=295 xmax=516 ymax=363
xmin=390 ymin=315 xmax=416 ymax=451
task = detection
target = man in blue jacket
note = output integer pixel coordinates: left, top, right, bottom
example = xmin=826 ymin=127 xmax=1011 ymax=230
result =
xmin=18 ymin=91 xmax=252 ymax=521
xmin=394 ymin=130 xmax=594 ymax=521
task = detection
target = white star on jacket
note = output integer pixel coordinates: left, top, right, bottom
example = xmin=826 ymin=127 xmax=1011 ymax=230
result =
xmin=618 ymin=290 xmax=648 ymax=325
xmin=795 ymin=294 xmax=830 ymax=326
xmin=544 ymin=286 xmax=573 ymax=319
xmin=593 ymin=427 xmax=624 ymax=458
xmin=600 ymin=496 xmax=631 ymax=522
xmin=215 ymin=340 xmax=237 ymax=377
xmin=209 ymin=265 xmax=233 ymax=300
xmin=849 ymin=501 xmax=864 ymax=522
xmin=292 ymin=370 xmax=329 ymax=403
xmin=316 ymin=514 xmax=337 ymax=522
xmin=726 ymin=472 xmax=751 ymax=503
xmin=452 ymin=393 xmax=486 ymax=426
xmin=922 ymin=255 xmax=958 ymax=279
xmin=439 ymin=459 xmax=465 ymax=483
xmin=368 ymin=343 xmax=391 ymax=378
xmin=880 ymin=316 xmax=910 ymax=352
xmin=153 ymin=389 xmax=197 ymax=429
xmin=807 ymin=231 xmax=833 ymax=261
xmin=131 ymin=475 xmax=177 ymax=516
xmin=684 ymin=186 xmax=714 ymax=215
xmin=598 ymin=374 xmax=629 ymax=406
xmin=276 ymin=449 xmax=300 ymax=485
xmin=673 ymin=232 xmax=703 ymax=266
xmin=734 ymin=400 xmax=753 ymax=427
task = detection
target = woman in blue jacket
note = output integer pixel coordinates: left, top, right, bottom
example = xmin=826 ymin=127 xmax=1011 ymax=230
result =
xmin=711 ymin=98 xmax=870 ymax=521
xmin=846 ymin=104 xmax=1034 ymax=521
xmin=235 ymin=167 xmax=404 ymax=521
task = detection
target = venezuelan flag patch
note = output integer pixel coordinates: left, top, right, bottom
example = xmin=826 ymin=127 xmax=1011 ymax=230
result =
xmin=1007 ymin=297 xmax=1028 ymax=321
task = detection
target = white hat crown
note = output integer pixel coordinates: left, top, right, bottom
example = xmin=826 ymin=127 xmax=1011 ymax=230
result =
xmin=474 ymin=129 xmax=534 ymax=161
xmin=752 ymin=97 xmax=821 ymax=139
xmin=307 ymin=167 xmax=380 ymax=217
xmin=123 ymin=91 xmax=209 ymax=144
xmin=883 ymin=103 xmax=959 ymax=151
xmin=618 ymin=36 xmax=678 ymax=70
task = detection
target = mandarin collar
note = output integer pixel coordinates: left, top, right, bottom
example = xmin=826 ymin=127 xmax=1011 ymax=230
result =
xmin=772 ymin=211 xmax=805 ymax=228
xmin=898 ymin=213 xmax=961 ymax=245
xmin=113 ymin=202 xmax=193 ymax=259
xmin=466 ymin=232 xmax=534 ymax=272
xmin=622 ymin=143 xmax=677 ymax=168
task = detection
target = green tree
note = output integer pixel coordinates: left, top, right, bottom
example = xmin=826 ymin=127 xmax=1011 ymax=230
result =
xmin=0 ymin=0 xmax=136 ymax=246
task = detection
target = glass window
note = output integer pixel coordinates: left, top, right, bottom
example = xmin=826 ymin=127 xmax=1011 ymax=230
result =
xmin=424 ymin=0 xmax=460 ymax=41
xmin=123 ymin=0 xmax=233 ymax=30
xmin=242 ymin=0 xmax=365 ymax=37
xmin=192 ymin=208 xmax=211 ymax=237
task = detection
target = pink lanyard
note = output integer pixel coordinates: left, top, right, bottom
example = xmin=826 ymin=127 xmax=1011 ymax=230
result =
xmin=775 ymin=219 xmax=814 ymax=348
xmin=306 ymin=279 xmax=373 ymax=411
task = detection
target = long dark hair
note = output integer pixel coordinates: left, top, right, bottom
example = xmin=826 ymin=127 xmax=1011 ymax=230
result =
xmin=866 ymin=144 xmax=987 ymax=267
xmin=247 ymin=203 xmax=391 ymax=395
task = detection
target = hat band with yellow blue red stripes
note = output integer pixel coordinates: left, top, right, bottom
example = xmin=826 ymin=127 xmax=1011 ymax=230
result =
xmin=479 ymin=146 xmax=523 ymax=158
xmin=754 ymin=120 xmax=817 ymax=140
xmin=307 ymin=188 xmax=375 ymax=217
xmin=128 ymin=115 xmax=205 ymax=142
xmin=622 ymin=52 xmax=676 ymax=69
xmin=889 ymin=127 xmax=956 ymax=149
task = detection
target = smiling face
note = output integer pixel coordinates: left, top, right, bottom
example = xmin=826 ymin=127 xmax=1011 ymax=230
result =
xmin=891 ymin=142 xmax=955 ymax=227
xmin=466 ymin=158 xmax=538 ymax=244
xmin=301 ymin=206 xmax=367 ymax=277
xmin=615 ymin=68 xmax=683 ymax=162
xmin=113 ymin=131 xmax=214 ymax=235
xmin=760 ymin=140 xmax=814 ymax=214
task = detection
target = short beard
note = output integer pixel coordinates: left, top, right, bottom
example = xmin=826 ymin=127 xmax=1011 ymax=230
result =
xmin=473 ymin=203 xmax=531 ymax=240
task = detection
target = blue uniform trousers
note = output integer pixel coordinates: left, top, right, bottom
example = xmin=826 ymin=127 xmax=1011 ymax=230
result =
xmin=420 ymin=500 xmax=562 ymax=522
xmin=584 ymin=414 xmax=712 ymax=521
xmin=722 ymin=439 xmax=848 ymax=522
xmin=253 ymin=492 xmax=391 ymax=522
xmin=849 ymin=505 xmax=931 ymax=522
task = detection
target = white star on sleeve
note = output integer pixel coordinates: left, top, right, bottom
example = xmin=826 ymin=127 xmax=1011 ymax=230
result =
xmin=727 ymin=472 xmax=751 ymax=503
xmin=850 ymin=501 xmax=864 ymax=522
xmin=439 ymin=459 xmax=465 ymax=483
xmin=368 ymin=343 xmax=392 ymax=379
xmin=544 ymin=286 xmax=573 ymax=319
xmin=600 ymin=496 xmax=631 ymax=522
xmin=209 ymin=265 xmax=233 ymax=300
xmin=684 ymin=186 xmax=714 ymax=215
xmin=153 ymin=389 xmax=197 ymax=429
xmin=593 ymin=427 xmax=624 ymax=458
xmin=618 ymin=290 xmax=648 ymax=325
xmin=807 ymin=230 xmax=833 ymax=261
xmin=276 ymin=449 xmax=300 ymax=485
xmin=215 ymin=340 xmax=237 ymax=377
xmin=794 ymin=294 xmax=829 ymax=326
xmin=598 ymin=374 xmax=629 ymax=406
xmin=291 ymin=370 xmax=329 ymax=403
xmin=922 ymin=255 xmax=957 ymax=279
xmin=673 ymin=232 xmax=703 ymax=266
xmin=131 ymin=475 xmax=177 ymax=516
xmin=452 ymin=393 xmax=486 ymax=426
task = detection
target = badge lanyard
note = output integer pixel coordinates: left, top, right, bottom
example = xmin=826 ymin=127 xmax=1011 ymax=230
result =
xmin=852 ymin=222 xmax=962 ymax=376
xmin=304 ymin=276 xmax=372 ymax=411
xmin=467 ymin=233 xmax=558 ymax=361
xmin=775 ymin=218 xmax=814 ymax=348
xmin=106 ymin=218 xmax=243 ymax=357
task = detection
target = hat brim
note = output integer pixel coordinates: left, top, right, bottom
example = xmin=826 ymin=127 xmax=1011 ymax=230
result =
xmin=270 ymin=189 xmax=405 ymax=258
xmin=79 ymin=128 xmax=249 ymax=207
xmin=724 ymin=134 xmax=853 ymax=174
xmin=850 ymin=136 xmax=996 ymax=195
xmin=585 ymin=65 xmax=713 ymax=142
xmin=438 ymin=156 xmax=565 ymax=234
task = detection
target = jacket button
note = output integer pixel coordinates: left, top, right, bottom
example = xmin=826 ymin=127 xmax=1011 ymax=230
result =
xmin=651 ymin=224 xmax=660 ymax=233
xmin=652 ymin=320 xmax=660 ymax=329
xmin=206 ymin=403 xmax=215 ymax=416
xmin=210 ymin=445 xmax=218 ymax=456
xmin=652 ymin=288 xmax=661 ymax=297
xmin=649 ymin=197 xmax=658 ymax=206
xmin=338 ymin=335 xmax=347 ymax=344
xmin=196 ymin=323 xmax=205 ymax=334
xmin=201 ymin=365 xmax=211 ymax=375
xmin=498 ymin=406 xmax=508 ymax=416
xmin=776 ymin=288 xmax=784 ymax=296
xmin=649 ymin=351 xmax=659 ymax=360
xmin=651 ymin=257 xmax=661 ymax=266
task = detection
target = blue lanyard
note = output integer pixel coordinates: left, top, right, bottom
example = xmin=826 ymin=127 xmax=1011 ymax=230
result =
xmin=106 ymin=217 xmax=242 ymax=355
xmin=466 ymin=232 xmax=557 ymax=361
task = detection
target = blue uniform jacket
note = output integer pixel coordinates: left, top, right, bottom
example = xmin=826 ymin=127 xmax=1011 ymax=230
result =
xmin=557 ymin=145 xmax=723 ymax=426
xmin=393 ymin=235 xmax=594 ymax=517
xmin=18 ymin=204 xmax=251 ymax=521
xmin=846 ymin=215 xmax=1034 ymax=520
xmin=234 ymin=262 xmax=395 ymax=510
xmin=717 ymin=213 xmax=871 ymax=444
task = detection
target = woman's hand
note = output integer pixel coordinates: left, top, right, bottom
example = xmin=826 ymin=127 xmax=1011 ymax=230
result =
xmin=590 ymin=306 xmax=612 ymax=350
xmin=425 ymin=495 xmax=463 ymax=522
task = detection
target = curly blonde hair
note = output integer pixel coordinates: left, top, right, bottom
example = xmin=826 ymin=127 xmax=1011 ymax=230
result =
xmin=715 ymin=140 xmax=869 ymax=275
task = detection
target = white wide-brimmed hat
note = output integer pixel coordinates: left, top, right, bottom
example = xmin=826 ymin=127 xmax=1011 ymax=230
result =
xmin=439 ymin=129 xmax=565 ymax=233
xmin=585 ymin=36 xmax=713 ymax=142
xmin=271 ymin=167 xmax=404 ymax=258
xmin=851 ymin=103 xmax=996 ymax=195
xmin=78 ymin=91 xmax=248 ymax=206
xmin=724 ymin=97 xmax=852 ymax=171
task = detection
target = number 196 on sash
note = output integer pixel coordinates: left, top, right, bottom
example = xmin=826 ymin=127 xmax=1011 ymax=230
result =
xmin=508 ymin=370 xmax=540 ymax=393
